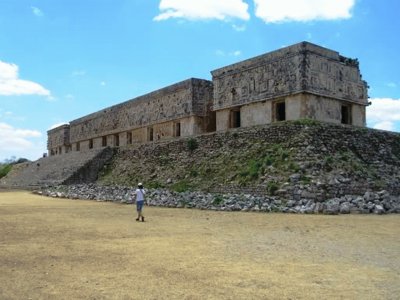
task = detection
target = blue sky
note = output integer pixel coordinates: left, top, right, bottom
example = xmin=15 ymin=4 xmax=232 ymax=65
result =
xmin=0 ymin=0 xmax=399 ymax=161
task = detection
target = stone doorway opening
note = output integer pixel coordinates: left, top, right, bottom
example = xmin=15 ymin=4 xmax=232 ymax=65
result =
xmin=114 ymin=134 xmax=119 ymax=147
xmin=275 ymin=101 xmax=286 ymax=122
xmin=230 ymin=109 xmax=241 ymax=128
xmin=341 ymin=105 xmax=352 ymax=125
xmin=148 ymin=127 xmax=154 ymax=142
xmin=127 ymin=132 xmax=132 ymax=145
xmin=174 ymin=122 xmax=181 ymax=137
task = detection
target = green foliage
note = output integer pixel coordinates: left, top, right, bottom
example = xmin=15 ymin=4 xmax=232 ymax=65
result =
xmin=324 ymin=155 xmax=334 ymax=164
xmin=189 ymin=169 xmax=199 ymax=177
xmin=0 ymin=164 xmax=12 ymax=179
xmin=0 ymin=157 xmax=29 ymax=179
xmin=249 ymin=160 xmax=263 ymax=179
xmin=157 ymin=155 xmax=170 ymax=166
xmin=99 ymin=162 xmax=113 ymax=178
xmin=288 ymin=162 xmax=300 ymax=172
xmin=187 ymin=138 xmax=199 ymax=152
xmin=300 ymin=175 xmax=311 ymax=184
xmin=266 ymin=181 xmax=279 ymax=195
xmin=239 ymin=159 xmax=263 ymax=182
xmin=263 ymin=155 xmax=274 ymax=166
xmin=147 ymin=181 xmax=165 ymax=189
xmin=171 ymin=180 xmax=192 ymax=193
xmin=212 ymin=195 xmax=224 ymax=205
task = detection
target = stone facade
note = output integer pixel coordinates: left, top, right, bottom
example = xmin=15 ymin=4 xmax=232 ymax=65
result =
xmin=211 ymin=42 xmax=368 ymax=131
xmin=48 ymin=42 xmax=369 ymax=156
xmin=49 ymin=78 xmax=214 ymax=155
xmin=47 ymin=124 xmax=70 ymax=155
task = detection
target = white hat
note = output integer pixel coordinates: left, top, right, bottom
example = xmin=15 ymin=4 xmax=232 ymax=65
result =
xmin=138 ymin=183 xmax=143 ymax=186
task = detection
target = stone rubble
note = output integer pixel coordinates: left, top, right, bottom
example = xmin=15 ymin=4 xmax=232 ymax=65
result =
xmin=35 ymin=184 xmax=400 ymax=215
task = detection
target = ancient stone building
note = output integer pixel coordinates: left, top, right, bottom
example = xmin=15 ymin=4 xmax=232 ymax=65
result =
xmin=211 ymin=42 xmax=368 ymax=131
xmin=48 ymin=42 xmax=368 ymax=156
xmin=47 ymin=124 xmax=70 ymax=156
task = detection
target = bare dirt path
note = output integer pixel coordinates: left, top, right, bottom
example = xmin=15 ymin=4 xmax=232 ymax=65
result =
xmin=0 ymin=191 xmax=399 ymax=299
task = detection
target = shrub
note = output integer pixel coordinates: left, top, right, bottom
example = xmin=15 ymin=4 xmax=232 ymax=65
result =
xmin=248 ymin=160 xmax=262 ymax=179
xmin=171 ymin=180 xmax=191 ymax=193
xmin=147 ymin=181 xmax=165 ymax=189
xmin=0 ymin=164 xmax=12 ymax=179
xmin=189 ymin=169 xmax=199 ymax=177
xmin=263 ymin=155 xmax=274 ymax=166
xmin=212 ymin=195 xmax=224 ymax=205
xmin=187 ymin=138 xmax=199 ymax=152
xmin=266 ymin=181 xmax=279 ymax=195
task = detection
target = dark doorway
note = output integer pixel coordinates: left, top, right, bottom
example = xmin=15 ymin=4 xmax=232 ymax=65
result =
xmin=230 ymin=110 xmax=241 ymax=128
xmin=89 ymin=139 xmax=93 ymax=149
xmin=127 ymin=132 xmax=132 ymax=145
xmin=276 ymin=102 xmax=286 ymax=121
xmin=76 ymin=142 xmax=80 ymax=151
xmin=341 ymin=105 xmax=351 ymax=124
xmin=102 ymin=136 xmax=107 ymax=147
xmin=148 ymin=127 xmax=154 ymax=141
xmin=175 ymin=122 xmax=181 ymax=137
xmin=207 ymin=111 xmax=217 ymax=132
xmin=114 ymin=134 xmax=119 ymax=147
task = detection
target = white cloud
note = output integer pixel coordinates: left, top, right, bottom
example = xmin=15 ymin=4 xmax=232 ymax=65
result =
xmin=31 ymin=6 xmax=44 ymax=17
xmin=0 ymin=123 xmax=42 ymax=159
xmin=372 ymin=121 xmax=395 ymax=131
xmin=232 ymin=24 xmax=246 ymax=31
xmin=0 ymin=60 xmax=51 ymax=96
xmin=154 ymin=0 xmax=250 ymax=21
xmin=254 ymin=0 xmax=356 ymax=23
xmin=367 ymin=98 xmax=400 ymax=132
xmin=0 ymin=110 xmax=25 ymax=122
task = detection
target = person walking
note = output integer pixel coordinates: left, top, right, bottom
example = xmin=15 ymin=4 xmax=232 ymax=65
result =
xmin=135 ymin=183 xmax=146 ymax=222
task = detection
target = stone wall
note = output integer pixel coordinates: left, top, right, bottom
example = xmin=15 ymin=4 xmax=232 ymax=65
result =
xmin=98 ymin=121 xmax=400 ymax=200
xmin=211 ymin=42 xmax=368 ymax=111
xmin=211 ymin=42 xmax=368 ymax=129
xmin=47 ymin=124 xmax=70 ymax=155
xmin=0 ymin=147 xmax=114 ymax=188
xmin=37 ymin=122 xmax=400 ymax=214
xmin=37 ymin=184 xmax=400 ymax=214
xmin=69 ymin=78 xmax=213 ymax=144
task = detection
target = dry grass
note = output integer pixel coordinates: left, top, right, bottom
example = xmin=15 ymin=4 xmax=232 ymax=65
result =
xmin=0 ymin=191 xmax=399 ymax=299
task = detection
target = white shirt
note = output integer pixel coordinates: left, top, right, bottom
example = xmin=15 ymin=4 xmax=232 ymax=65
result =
xmin=135 ymin=188 xmax=145 ymax=201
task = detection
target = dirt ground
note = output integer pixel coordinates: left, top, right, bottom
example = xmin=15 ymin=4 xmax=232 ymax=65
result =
xmin=0 ymin=191 xmax=399 ymax=300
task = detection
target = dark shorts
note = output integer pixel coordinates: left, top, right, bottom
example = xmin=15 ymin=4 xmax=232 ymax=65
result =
xmin=136 ymin=200 xmax=144 ymax=212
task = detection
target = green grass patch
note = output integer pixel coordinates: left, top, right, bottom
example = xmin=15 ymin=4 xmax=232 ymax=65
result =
xmin=212 ymin=195 xmax=224 ymax=205
xmin=266 ymin=181 xmax=279 ymax=195
xmin=0 ymin=164 xmax=12 ymax=179
xmin=293 ymin=118 xmax=320 ymax=126
xmin=171 ymin=180 xmax=192 ymax=193
xmin=187 ymin=138 xmax=199 ymax=152
xmin=147 ymin=181 xmax=165 ymax=189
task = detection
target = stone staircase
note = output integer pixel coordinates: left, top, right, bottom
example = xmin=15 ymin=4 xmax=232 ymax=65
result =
xmin=0 ymin=147 xmax=115 ymax=189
